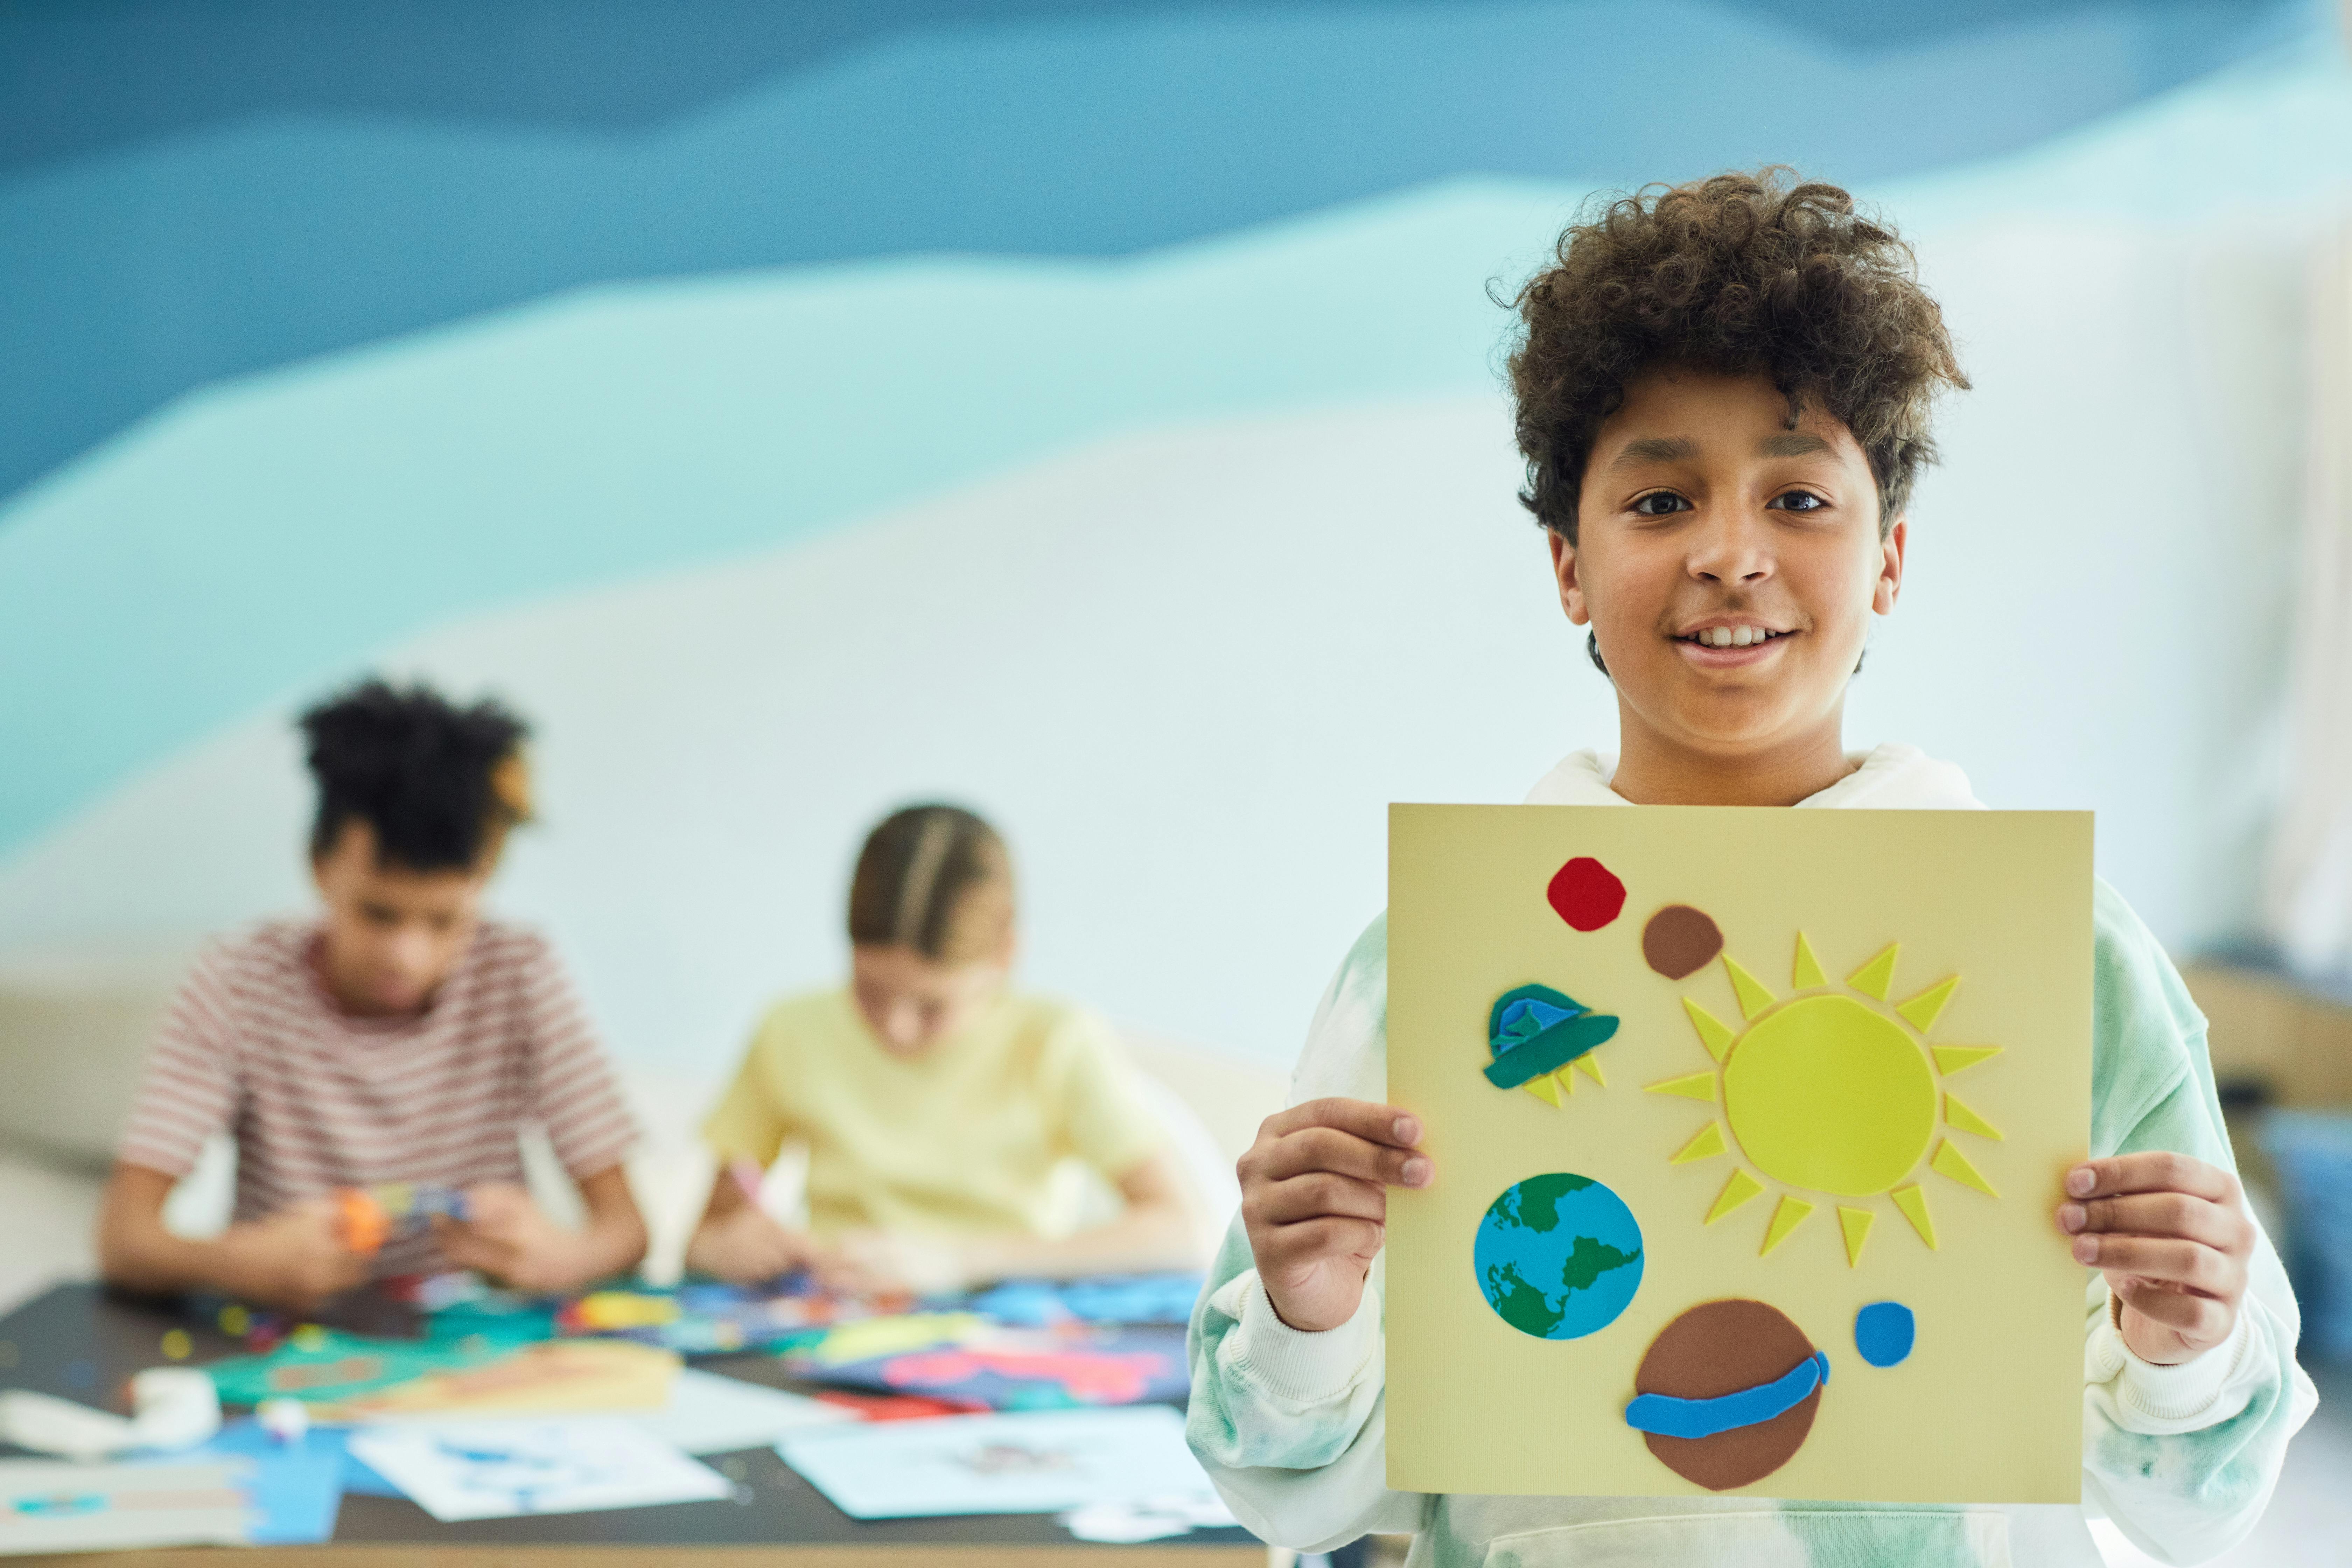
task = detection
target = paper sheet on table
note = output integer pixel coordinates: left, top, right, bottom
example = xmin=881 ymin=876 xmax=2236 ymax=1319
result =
xmin=342 ymin=1339 xmax=678 ymax=1419
xmin=1385 ymin=805 xmax=2093 ymax=1504
xmin=176 ymin=1420 xmax=345 ymax=1544
xmin=0 ymin=1460 xmax=251 ymax=1555
xmin=774 ymin=1406 xmax=1213 ymax=1519
xmin=345 ymin=1418 xmax=730 ymax=1522
xmin=624 ymin=1367 xmax=853 ymax=1453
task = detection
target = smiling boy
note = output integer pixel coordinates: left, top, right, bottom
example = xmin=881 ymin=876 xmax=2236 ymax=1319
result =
xmin=97 ymin=679 xmax=646 ymax=1311
xmin=1186 ymin=172 xmax=2315 ymax=1567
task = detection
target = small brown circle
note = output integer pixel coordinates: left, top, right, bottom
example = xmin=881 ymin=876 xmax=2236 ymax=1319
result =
xmin=1642 ymin=905 xmax=1724 ymax=980
xmin=1633 ymin=1299 xmax=1821 ymax=1491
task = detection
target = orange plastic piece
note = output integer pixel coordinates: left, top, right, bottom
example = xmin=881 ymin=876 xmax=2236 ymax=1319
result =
xmin=337 ymin=1188 xmax=390 ymax=1256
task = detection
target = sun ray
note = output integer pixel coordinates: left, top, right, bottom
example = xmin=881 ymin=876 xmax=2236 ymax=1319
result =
xmin=1933 ymin=1045 xmax=2002 ymax=1076
xmin=1522 ymin=1072 xmax=1564 ymax=1106
xmin=1682 ymin=997 xmax=1735 ymax=1063
xmin=1890 ymin=1183 xmax=1937 ymax=1248
xmin=1944 ymin=1092 xmax=2003 ymax=1140
xmin=1723 ymin=955 xmax=1777 ymax=1020
xmin=1838 ymin=1206 xmax=1874 ymax=1267
xmin=1847 ymin=943 xmax=1900 ymax=1000
xmin=1647 ymin=1071 xmax=1718 ymax=1101
xmin=1931 ymin=1138 xmax=1998 ymax=1197
xmin=1671 ymin=1122 xmax=1728 ymax=1164
xmin=1792 ymin=931 xmax=1827 ymax=990
xmin=1897 ymin=976 xmax=1960 ymax=1033
xmin=1574 ymin=1052 xmax=1606 ymax=1085
xmin=1706 ymin=1168 xmax=1765 ymax=1223
xmin=1760 ymin=1195 xmax=1815 ymax=1255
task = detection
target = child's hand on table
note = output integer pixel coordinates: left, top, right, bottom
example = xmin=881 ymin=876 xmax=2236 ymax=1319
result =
xmin=1238 ymin=1098 xmax=1431 ymax=1333
xmin=2057 ymin=1152 xmax=2255 ymax=1365
xmin=684 ymin=1202 xmax=824 ymax=1286
xmin=216 ymin=1196 xmax=370 ymax=1311
xmin=816 ymin=1230 xmax=967 ymax=1297
xmin=433 ymin=1183 xmax=590 ymax=1293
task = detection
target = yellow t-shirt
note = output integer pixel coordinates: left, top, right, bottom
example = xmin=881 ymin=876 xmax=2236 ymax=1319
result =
xmin=701 ymin=987 xmax=1166 ymax=1237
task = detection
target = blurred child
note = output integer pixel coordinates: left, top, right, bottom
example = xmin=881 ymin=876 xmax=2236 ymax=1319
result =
xmin=98 ymin=679 xmax=646 ymax=1311
xmin=1187 ymin=171 xmax=2316 ymax=1567
xmin=688 ymin=804 xmax=1198 ymax=1293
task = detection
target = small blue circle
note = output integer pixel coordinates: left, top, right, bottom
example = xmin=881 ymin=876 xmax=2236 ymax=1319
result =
xmin=1855 ymin=1301 xmax=1915 ymax=1367
xmin=1472 ymin=1173 xmax=1644 ymax=1340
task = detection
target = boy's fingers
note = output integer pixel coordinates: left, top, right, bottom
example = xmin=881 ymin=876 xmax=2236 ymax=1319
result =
xmin=1259 ymin=1099 xmax=1421 ymax=1150
xmin=2114 ymin=1278 xmax=2232 ymax=1338
xmin=1249 ymin=1126 xmax=1431 ymax=1189
xmin=1247 ymin=1172 xmax=1387 ymax=1228
xmin=2059 ymin=1192 xmax=2248 ymax=1251
xmin=2064 ymin=1153 xmax=2238 ymax=1205
xmin=1259 ymin=1216 xmax=1384 ymax=1268
xmin=2074 ymin=1233 xmax=2241 ymax=1295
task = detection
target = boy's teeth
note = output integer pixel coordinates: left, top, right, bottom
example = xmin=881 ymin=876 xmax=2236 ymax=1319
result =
xmin=1698 ymin=626 xmax=1777 ymax=647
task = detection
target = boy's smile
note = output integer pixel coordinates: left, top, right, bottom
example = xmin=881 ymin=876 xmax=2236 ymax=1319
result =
xmin=1549 ymin=368 xmax=1905 ymax=805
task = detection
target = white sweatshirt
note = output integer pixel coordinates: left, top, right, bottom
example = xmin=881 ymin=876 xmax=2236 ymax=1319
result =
xmin=1185 ymin=744 xmax=2318 ymax=1568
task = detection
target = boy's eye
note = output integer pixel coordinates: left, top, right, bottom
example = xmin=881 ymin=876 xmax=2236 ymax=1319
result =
xmin=1768 ymin=489 xmax=1828 ymax=513
xmin=1630 ymin=491 xmax=1690 ymax=516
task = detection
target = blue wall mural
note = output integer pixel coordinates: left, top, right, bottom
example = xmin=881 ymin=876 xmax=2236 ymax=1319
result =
xmin=1 ymin=0 xmax=2341 ymax=1068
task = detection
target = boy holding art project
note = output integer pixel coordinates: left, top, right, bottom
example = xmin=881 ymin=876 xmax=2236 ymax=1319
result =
xmin=1186 ymin=172 xmax=2316 ymax=1566
xmin=98 ymin=680 xmax=646 ymax=1310
xmin=688 ymin=804 xmax=1199 ymax=1293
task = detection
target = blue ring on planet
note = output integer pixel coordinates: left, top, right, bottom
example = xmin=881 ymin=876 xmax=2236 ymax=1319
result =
xmin=1624 ymin=1350 xmax=1830 ymax=1440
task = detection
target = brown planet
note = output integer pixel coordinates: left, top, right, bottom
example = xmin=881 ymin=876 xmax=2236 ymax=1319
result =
xmin=1630 ymin=1299 xmax=1823 ymax=1491
xmin=1642 ymin=904 xmax=1724 ymax=980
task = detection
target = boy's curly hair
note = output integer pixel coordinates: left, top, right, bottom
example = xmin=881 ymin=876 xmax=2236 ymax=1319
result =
xmin=1508 ymin=168 xmax=1968 ymax=542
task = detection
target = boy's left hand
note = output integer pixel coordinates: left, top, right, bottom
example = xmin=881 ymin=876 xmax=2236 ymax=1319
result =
xmin=2057 ymin=1152 xmax=2255 ymax=1366
xmin=433 ymin=1184 xmax=584 ymax=1294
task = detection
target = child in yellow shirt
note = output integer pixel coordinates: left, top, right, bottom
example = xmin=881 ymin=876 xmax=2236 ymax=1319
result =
xmin=688 ymin=804 xmax=1199 ymax=1293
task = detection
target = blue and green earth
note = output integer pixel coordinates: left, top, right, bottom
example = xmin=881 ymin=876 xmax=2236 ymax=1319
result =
xmin=1474 ymin=1172 xmax=1644 ymax=1340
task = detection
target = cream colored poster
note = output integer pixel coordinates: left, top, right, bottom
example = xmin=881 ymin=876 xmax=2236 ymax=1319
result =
xmin=1386 ymin=805 xmax=2092 ymax=1502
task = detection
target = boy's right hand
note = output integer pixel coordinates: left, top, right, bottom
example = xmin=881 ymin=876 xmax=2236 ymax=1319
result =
xmin=216 ymin=1198 xmax=369 ymax=1312
xmin=686 ymin=1202 xmax=818 ymax=1285
xmin=1238 ymin=1098 xmax=1430 ymax=1333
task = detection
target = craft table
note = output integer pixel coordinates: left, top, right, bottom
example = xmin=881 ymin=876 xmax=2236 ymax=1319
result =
xmin=0 ymin=1284 xmax=1268 ymax=1567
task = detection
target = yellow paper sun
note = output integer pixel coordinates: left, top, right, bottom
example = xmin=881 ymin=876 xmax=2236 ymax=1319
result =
xmin=1644 ymin=933 xmax=2004 ymax=1267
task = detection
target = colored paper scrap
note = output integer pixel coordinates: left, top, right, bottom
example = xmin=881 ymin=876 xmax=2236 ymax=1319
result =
xmin=0 ymin=1460 xmax=251 ymax=1553
xmin=774 ymin=1406 xmax=1210 ymax=1520
xmin=962 ymin=1273 xmax=1204 ymax=1328
xmin=174 ymin=1421 xmax=345 ymax=1545
xmin=206 ymin=1329 xmax=512 ymax=1411
xmin=345 ymin=1418 xmax=730 ymax=1522
xmin=789 ymin=1323 xmax=1187 ymax=1410
xmin=339 ymin=1339 xmax=679 ymax=1419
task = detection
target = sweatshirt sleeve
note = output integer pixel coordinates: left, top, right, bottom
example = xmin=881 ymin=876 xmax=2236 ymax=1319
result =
xmin=2078 ymin=881 xmax=2319 ymax=1566
xmin=1184 ymin=914 xmax=1431 ymax=1552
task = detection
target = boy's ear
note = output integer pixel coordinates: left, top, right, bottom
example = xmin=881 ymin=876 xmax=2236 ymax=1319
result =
xmin=1874 ymin=516 xmax=1908 ymax=615
xmin=1546 ymin=530 xmax=1590 ymax=626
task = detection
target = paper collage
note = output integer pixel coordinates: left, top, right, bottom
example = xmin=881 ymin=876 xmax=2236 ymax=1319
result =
xmin=345 ymin=1418 xmax=732 ymax=1522
xmin=1387 ymin=805 xmax=2093 ymax=1502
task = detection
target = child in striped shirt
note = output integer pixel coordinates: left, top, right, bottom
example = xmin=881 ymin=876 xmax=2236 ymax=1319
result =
xmin=98 ymin=680 xmax=645 ymax=1311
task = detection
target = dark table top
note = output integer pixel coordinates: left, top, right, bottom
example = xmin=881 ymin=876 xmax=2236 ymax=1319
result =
xmin=0 ymin=1282 xmax=1262 ymax=1555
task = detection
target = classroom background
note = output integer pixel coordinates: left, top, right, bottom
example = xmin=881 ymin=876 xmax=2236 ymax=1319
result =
xmin=4 ymin=1 xmax=2352 ymax=1563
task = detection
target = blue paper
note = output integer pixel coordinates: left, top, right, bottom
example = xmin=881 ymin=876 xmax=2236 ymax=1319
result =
xmin=963 ymin=1274 xmax=1203 ymax=1327
xmin=179 ymin=1420 xmax=348 ymax=1544
xmin=1854 ymin=1302 xmax=1916 ymax=1368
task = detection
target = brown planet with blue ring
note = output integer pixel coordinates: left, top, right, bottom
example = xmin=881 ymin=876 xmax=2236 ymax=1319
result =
xmin=1626 ymin=1299 xmax=1826 ymax=1490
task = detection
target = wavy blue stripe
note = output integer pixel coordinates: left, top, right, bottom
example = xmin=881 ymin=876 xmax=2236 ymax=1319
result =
xmin=0 ymin=0 xmax=2314 ymax=503
xmin=1625 ymin=1350 xmax=1830 ymax=1440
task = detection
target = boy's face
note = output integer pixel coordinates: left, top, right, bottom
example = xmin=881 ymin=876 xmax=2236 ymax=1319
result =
xmin=310 ymin=821 xmax=487 ymax=1015
xmin=1552 ymin=368 xmax=1904 ymax=765
xmin=850 ymin=942 xmax=1011 ymax=1059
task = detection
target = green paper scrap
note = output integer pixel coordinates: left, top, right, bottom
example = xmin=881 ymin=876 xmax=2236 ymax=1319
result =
xmin=205 ymin=1305 xmax=554 ymax=1410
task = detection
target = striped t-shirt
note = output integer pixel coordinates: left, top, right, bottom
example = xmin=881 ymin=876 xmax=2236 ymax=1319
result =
xmin=118 ymin=918 xmax=638 ymax=1277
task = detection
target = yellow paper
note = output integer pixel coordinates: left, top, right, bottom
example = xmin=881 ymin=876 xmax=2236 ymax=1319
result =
xmin=338 ymin=1339 xmax=680 ymax=1419
xmin=1386 ymin=805 xmax=2091 ymax=1503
